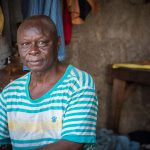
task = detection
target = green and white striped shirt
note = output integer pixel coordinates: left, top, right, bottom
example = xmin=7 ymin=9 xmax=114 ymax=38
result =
xmin=0 ymin=65 xmax=98 ymax=150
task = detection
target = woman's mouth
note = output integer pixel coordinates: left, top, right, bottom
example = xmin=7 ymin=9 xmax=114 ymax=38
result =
xmin=28 ymin=60 xmax=42 ymax=65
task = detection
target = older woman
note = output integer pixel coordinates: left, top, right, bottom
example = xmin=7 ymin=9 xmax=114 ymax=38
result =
xmin=0 ymin=15 xmax=98 ymax=150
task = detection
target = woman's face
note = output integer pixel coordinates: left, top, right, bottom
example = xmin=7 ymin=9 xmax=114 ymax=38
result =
xmin=17 ymin=21 xmax=59 ymax=73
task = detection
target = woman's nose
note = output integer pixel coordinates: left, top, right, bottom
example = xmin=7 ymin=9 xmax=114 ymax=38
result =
xmin=29 ymin=44 xmax=40 ymax=55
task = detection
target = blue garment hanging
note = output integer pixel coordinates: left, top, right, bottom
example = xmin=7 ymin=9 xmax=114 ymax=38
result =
xmin=22 ymin=0 xmax=65 ymax=62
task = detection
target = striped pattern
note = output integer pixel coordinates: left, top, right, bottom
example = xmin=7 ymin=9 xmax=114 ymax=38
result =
xmin=0 ymin=65 xmax=98 ymax=150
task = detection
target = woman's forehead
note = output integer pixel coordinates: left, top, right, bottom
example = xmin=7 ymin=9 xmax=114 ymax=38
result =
xmin=19 ymin=20 xmax=49 ymax=32
xmin=18 ymin=23 xmax=54 ymax=39
xmin=17 ymin=18 xmax=58 ymax=42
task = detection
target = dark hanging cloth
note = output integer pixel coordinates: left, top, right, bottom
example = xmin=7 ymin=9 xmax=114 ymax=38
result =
xmin=0 ymin=0 xmax=11 ymax=47
xmin=63 ymin=0 xmax=72 ymax=45
xmin=78 ymin=0 xmax=91 ymax=21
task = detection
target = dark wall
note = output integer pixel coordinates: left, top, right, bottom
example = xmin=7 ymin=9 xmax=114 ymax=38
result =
xmin=66 ymin=0 xmax=150 ymax=133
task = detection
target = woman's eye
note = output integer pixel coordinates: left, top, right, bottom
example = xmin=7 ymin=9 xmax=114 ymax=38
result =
xmin=38 ymin=41 xmax=48 ymax=47
xmin=20 ymin=42 xmax=30 ymax=49
xmin=22 ymin=42 xmax=30 ymax=46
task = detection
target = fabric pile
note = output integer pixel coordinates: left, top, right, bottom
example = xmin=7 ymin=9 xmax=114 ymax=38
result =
xmin=96 ymin=128 xmax=140 ymax=150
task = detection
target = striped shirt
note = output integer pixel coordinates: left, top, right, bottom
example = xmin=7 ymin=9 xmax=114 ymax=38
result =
xmin=0 ymin=65 xmax=98 ymax=150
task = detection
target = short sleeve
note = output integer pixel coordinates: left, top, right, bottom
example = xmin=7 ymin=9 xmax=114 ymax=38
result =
xmin=61 ymin=86 xmax=98 ymax=145
xmin=0 ymin=93 xmax=10 ymax=144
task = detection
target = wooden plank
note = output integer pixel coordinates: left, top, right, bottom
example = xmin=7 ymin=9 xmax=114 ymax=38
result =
xmin=111 ymin=68 xmax=150 ymax=85
xmin=108 ymin=78 xmax=126 ymax=133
